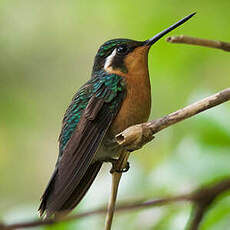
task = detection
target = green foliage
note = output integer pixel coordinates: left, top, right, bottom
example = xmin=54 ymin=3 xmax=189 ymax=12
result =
xmin=0 ymin=0 xmax=230 ymax=229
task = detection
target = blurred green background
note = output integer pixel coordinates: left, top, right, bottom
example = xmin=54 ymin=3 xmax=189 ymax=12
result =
xmin=0 ymin=0 xmax=230 ymax=229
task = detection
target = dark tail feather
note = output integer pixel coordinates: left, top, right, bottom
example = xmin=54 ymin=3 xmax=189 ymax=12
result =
xmin=38 ymin=162 xmax=102 ymax=218
xmin=38 ymin=168 xmax=58 ymax=217
xmin=60 ymin=161 xmax=102 ymax=211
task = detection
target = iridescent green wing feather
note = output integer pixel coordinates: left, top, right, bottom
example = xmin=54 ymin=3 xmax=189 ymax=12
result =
xmin=58 ymin=71 xmax=125 ymax=157
xmin=58 ymin=83 xmax=93 ymax=156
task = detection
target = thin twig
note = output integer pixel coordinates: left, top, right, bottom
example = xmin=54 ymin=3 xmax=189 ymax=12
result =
xmin=166 ymin=35 xmax=230 ymax=52
xmin=1 ymin=178 xmax=230 ymax=230
xmin=186 ymin=178 xmax=230 ymax=230
xmin=104 ymin=151 xmax=130 ymax=230
xmin=187 ymin=204 xmax=209 ymax=230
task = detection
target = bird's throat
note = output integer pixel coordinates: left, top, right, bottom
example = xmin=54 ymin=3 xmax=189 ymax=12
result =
xmin=108 ymin=46 xmax=152 ymax=137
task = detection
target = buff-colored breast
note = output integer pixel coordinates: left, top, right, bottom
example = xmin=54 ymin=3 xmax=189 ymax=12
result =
xmin=108 ymin=46 xmax=151 ymax=137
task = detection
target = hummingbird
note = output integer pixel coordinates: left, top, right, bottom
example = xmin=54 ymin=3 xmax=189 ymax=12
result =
xmin=39 ymin=13 xmax=195 ymax=217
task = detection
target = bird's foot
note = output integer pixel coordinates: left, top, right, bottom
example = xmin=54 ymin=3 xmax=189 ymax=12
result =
xmin=111 ymin=161 xmax=130 ymax=173
xmin=104 ymin=158 xmax=130 ymax=174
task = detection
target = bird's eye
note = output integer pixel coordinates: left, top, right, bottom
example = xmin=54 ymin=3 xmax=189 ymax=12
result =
xmin=116 ymin=45 xmax=128 ymax=55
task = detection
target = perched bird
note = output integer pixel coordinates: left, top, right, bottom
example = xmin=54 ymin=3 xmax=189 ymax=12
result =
xmin=39 ymin=13 xmax=195 ymax=217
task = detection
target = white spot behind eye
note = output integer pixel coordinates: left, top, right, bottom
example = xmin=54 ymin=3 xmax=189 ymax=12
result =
xmin=104 ymin=48 xmax=117 ymax=71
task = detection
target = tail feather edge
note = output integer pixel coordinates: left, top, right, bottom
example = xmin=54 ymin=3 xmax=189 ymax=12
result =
xmin=38 ymin=162 xmax=102 ymax=218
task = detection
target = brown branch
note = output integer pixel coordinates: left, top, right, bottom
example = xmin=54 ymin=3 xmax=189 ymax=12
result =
xmin=115 ymin=88 xmax=230 ymax=149
xmin=187 ymin=204 xmax=209 ymax=230
xmin=186 ymin=178 xmax=230 ymax=230
xmin=166 ymin=35 xmax=230 ymax=52
xmin=1 ymin=178 xmax=230 ymax=230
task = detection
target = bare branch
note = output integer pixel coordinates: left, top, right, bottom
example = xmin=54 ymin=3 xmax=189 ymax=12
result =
xmin=115 ymin=88 xmax=230 ymax=150
xmin=166 ymin=35 xmax=230 ymax=52
xmin=186 ymin=178 xmax=230 ymax=230
xmin=187 ymin=204 xmax=209 ymax=230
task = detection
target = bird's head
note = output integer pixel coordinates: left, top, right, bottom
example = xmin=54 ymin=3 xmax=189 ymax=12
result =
xmin=92 ymin=13 xmax=195 ymax=77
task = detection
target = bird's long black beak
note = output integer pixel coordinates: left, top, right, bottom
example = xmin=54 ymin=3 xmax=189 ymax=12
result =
xmin=144 ymin=12 xmax=196 ymax=46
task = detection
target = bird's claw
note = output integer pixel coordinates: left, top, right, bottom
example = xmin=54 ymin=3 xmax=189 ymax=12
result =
xmin=109 ymin=161 xmax=130 ymax=174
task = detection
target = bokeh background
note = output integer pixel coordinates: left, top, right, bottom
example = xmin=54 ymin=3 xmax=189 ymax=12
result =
xmin=0 ymin=0 xmax=230 ymax=229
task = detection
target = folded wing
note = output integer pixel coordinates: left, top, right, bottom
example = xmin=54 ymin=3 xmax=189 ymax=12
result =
xmin=39 ymin=73 xmax=125 ymax=217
